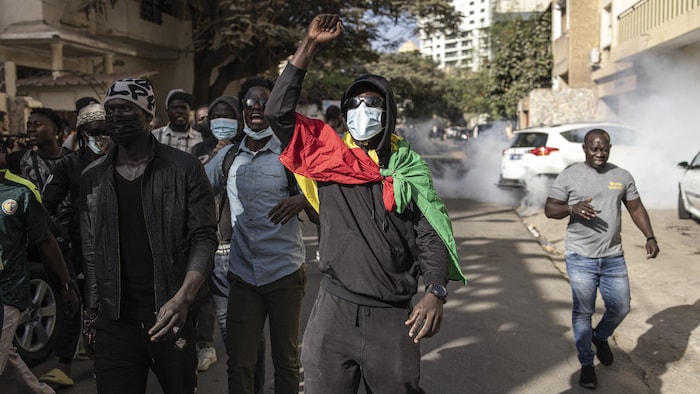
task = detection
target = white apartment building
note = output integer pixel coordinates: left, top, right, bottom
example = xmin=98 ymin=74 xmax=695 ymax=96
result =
xmin=419 ymin=0 xmax=549 ymax=72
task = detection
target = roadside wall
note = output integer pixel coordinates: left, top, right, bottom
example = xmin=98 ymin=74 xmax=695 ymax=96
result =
xmin=519 ymin=88 xmax=598 ymax=127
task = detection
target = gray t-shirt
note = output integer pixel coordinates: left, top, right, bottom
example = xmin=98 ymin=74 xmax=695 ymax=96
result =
xmin=549 ymin=162 xmax=639 ymax=258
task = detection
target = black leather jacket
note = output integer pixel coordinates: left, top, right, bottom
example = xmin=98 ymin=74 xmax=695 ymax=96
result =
xmin=43 ymin=147 xmax=96 ymax=243
xmin=79 ymin=136 xmax=218 ymax=319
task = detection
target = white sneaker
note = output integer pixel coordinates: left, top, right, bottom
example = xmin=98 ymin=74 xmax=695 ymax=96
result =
xmin=197 ymin=346 xmax=217 ymax=371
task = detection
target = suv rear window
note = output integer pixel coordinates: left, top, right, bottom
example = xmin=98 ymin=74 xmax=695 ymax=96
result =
xmin=560 ymin=127 xmax=592 ymax=143
xmin=560 ymin=126 xmax=636 ymax=145
xmin=511 ymin=132 xmax=547 ymax=148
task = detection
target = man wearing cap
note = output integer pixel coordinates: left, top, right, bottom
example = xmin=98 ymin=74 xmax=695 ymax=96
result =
xmin=79 ymin=78 xmax=218 ymax=393
xmin=152 ymin=88 xmax=203 ymax=152
xmin=62 ymin=97 xmax=100 ymax=151
xmin=36 ymin=102 xmax=112 ymax=387
xmin=44 ymin=103 xmax=111 ymax=284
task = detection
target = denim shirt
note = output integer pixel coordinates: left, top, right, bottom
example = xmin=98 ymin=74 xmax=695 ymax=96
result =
xmin=205 ymin=135 xmax=304 ymax=286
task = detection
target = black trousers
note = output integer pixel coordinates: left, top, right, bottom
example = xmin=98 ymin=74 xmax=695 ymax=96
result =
xmin=226 ymin=266 xmax=306 ymax=394
xmin=46 ymin=252 xmax=81 ymax=362
xmin=93 ymin=317 xmax=197 ymax=394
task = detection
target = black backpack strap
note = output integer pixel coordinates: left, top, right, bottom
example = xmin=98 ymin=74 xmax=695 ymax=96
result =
xmin=218 ymin=141 xmax=242 ymax=223
xmin=221 ymin=141 xmax=241 ymax=182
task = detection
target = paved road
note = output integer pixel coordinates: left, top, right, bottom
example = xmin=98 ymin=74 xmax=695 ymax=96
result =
xmin=30 ymin=199 xmax=700 ymax=393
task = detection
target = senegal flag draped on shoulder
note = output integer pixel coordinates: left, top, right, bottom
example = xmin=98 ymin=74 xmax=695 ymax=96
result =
xmin=279 ymin=114 xmax=466 ymax=284
xmin=379 ymin=139 xmax=465 ymax=284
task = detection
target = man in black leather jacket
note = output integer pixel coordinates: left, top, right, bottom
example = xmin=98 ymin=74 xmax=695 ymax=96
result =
xmin=79 ymin=78 xmax=218 ymax=394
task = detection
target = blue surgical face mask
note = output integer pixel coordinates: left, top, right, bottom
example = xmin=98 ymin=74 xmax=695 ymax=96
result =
xmin=346 ymin=102 xmax=384 ymax=141
xmin=210 ymin=118 xmax=239 ymax=140
xmin=243 ymin=124 xmax=273 ymax=140
xmin=87 ymin=136 xmax=104 ymax=155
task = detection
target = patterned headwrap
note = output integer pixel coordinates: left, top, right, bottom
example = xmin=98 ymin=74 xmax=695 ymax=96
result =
xmin=104 ymin=78 xmax=156 ymax=116
xmin=76 ymin=103 xmax=106 ymax=127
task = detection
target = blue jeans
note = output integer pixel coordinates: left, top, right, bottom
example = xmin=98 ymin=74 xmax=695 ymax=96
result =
xmin=210 ymin=253 xmax=230 ymax=339
xmin=566 ymin=252 xmax=631 ymax=365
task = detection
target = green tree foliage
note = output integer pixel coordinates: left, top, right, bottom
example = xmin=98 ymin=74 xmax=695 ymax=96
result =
xmin=300 ymin=69 xmax=358 ymax=107
xmin=442 ymin=69 xmax=490 ymax=124
xmin=485 ymin=9 xmax=552 ymax=119
xmin=360 ymin=51 xmax=451 ymax=120
xmin=81 ymin=0 xmax=462 ymax=104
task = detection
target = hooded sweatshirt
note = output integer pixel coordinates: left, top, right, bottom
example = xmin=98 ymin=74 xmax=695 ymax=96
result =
xmin=266 ymin=64 xmax=463 ymax=307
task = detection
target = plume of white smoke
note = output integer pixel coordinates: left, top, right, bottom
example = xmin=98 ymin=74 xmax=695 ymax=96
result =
xmin=610 ymin=51 xmax=700 ymax=209
xmin=400 ymin=120 xmax=520 ymax=206
xmin=403 ymin=47 xmax=700 ymax=212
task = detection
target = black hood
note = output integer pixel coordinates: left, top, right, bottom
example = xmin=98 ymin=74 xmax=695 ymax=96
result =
xmin=208 ymin=95 xmax=241 ymax=120
xmin=341 ymin=74 xmax=398 ymax=169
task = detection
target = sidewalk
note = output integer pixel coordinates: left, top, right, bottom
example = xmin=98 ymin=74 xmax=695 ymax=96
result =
xmin=518 ymin=207 xmax=700 ymax=393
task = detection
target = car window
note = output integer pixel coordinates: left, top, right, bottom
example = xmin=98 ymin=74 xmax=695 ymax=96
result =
xmin=606 ymin=126 xmax=636 ymax=145
xmin=511 ymin=132 xmax=547 ymax=148
xmin=560 ymin=126 xmax=636 ymax=145
xmin=691 ymin=152 xmax=700 ymax=168
xmin=559 ymin=127 xmax=590 ymax=143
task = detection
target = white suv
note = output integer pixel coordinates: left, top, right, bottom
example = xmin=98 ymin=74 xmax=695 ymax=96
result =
xmin=499 ymin=122 xmax=638 ymax=188
xmin=678 ymin=150 xmax=700 ymax=220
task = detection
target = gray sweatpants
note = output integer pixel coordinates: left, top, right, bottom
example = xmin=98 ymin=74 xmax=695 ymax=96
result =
xmin=301 ymin=288 xmax=425 ymax=394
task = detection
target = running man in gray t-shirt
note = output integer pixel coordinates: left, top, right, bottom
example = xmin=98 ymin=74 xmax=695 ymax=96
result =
xmin=544 ymin=128 xmax=659 ymax=390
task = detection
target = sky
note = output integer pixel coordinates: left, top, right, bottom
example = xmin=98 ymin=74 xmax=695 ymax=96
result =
xmin=372 ymin=15 xmax=419 ymax=53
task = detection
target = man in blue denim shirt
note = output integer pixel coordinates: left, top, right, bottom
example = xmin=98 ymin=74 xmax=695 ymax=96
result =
xmin=205 ymin=76 xmax=316 ymax=394
xmin=545 ymin=128 xmax=659 ymax=390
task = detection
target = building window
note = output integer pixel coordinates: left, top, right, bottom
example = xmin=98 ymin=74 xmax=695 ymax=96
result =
xmin=600 ymin=1 xmax=613 ymax=49
xmin=161 ymin=0 xmax=186 ymax=19
xmin=140 ymin=0 xmax=162 ymax=25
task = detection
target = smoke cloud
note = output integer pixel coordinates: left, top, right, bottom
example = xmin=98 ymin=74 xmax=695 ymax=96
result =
xmin=612 ymin=51 xmax=700 ymax=209
xmin=403 ymin=50 xmax=700 ymax=212
xmin=401 ymin=120 xmax=521 ymax=208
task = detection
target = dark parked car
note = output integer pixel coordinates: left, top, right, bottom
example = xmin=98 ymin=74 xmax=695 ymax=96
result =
xmin=14 ymin=260 xmax=64 ymax=367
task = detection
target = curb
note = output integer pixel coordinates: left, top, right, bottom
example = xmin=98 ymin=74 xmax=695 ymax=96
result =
xmin=515 ymin=208 xmax=568 ymax=278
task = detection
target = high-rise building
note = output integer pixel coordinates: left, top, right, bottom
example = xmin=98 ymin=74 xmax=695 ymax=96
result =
xmin=419 ymin=0 xmax=549 ymax=72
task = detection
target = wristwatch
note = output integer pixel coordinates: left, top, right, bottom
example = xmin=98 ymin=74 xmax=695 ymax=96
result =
xmin=61 ymin=280 xmax=76 ymax=292
xmin=426 ymin=283 xmax=448 ymax=303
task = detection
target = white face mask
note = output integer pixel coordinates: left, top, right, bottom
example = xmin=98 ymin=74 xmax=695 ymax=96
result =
xmin=210 ymin=118 xmax=238 ymax=140
xmin=346 ymin=103 xmax=384 ymax=141
xmin=243 ymin=124 xmax=273 ymax=140
xmin=87 ymin=136 xmax=104 ymax=155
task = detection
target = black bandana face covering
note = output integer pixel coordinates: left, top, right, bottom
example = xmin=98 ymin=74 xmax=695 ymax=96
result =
xmin=106 ymin=114 xmax=144 ymax=145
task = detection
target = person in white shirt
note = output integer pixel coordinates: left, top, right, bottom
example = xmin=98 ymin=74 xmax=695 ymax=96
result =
xmin=152 ymin=89 xmax=203 ymax=152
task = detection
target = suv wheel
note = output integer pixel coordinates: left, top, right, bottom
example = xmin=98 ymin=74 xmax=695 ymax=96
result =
xmin=678 ymin=189 xmax=691 ymax=219
xmin=14 ymin=262 xmax=62 ymax=367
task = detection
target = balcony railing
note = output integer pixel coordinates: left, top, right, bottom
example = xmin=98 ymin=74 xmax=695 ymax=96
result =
xmin=618 ymin=0 xmax=700 ymax=44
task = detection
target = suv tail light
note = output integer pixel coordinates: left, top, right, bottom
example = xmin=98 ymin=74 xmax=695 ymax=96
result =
xmin=529 ymin=146 xmax=559 ymax=156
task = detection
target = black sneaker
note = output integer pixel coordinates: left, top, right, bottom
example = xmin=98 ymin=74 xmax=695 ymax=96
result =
xmin=592 ymin=332 xmax=614 ymax=366
xmin=579 ymin=365 xmax=597 ymax=389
